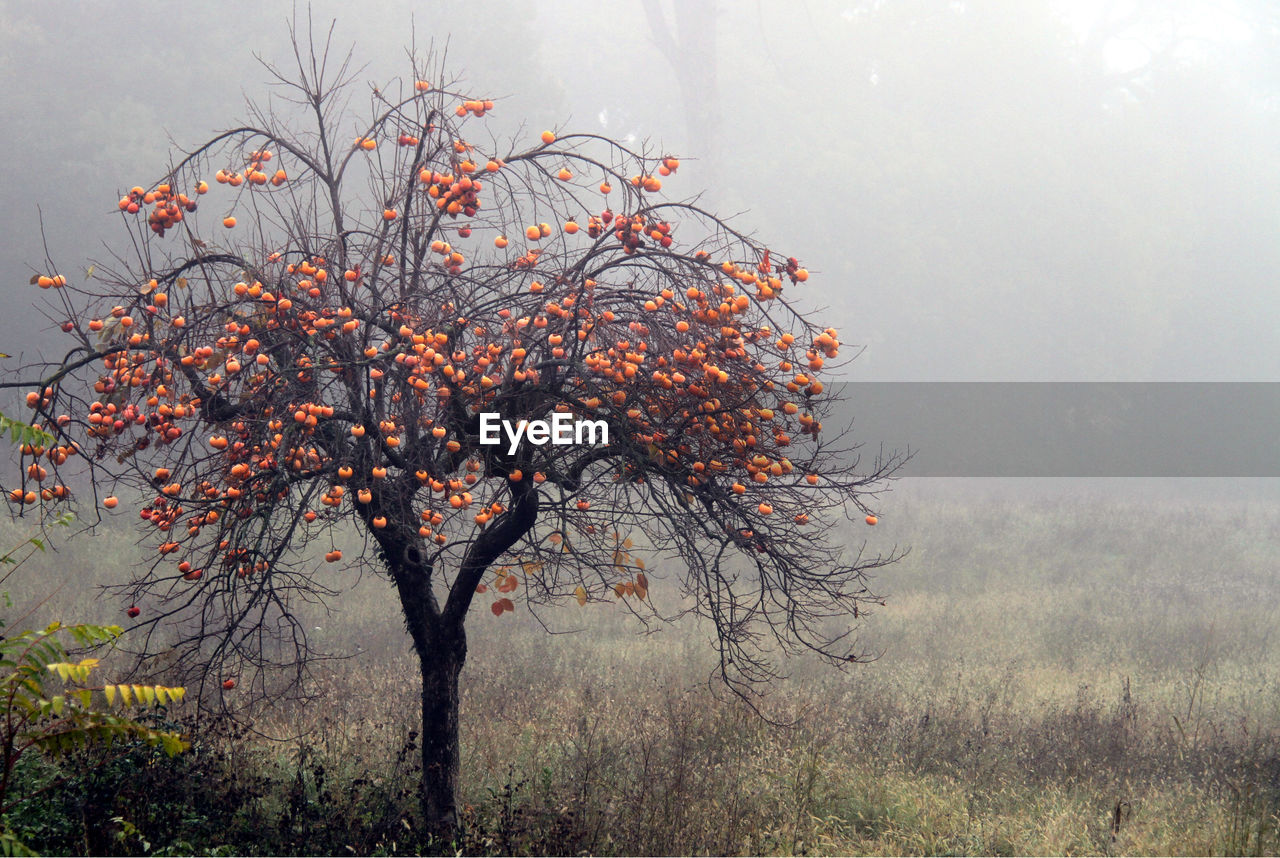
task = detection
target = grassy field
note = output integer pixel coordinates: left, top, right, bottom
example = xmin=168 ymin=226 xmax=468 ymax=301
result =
xmin=2 ymin=479 xmax=1279 ymax=854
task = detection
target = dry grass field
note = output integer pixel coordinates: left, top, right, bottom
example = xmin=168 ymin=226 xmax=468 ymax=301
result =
xmin=2 ymin=479 xmax=1278 ymax=855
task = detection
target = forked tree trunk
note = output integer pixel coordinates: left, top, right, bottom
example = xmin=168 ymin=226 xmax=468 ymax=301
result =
xmin=417 ymin=627 xmax=465 ymax=841
xmin=382 ymin=482 xmax=538 ymax=845
xmin=383 ymin=538 xmax=467 ymax=845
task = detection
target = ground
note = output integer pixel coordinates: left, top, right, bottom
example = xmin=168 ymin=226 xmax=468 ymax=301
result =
xmin=3 ymin=479 xmax=1278 ymax=855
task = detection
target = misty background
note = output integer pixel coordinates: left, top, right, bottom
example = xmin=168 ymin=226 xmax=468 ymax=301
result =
xmin=2 ymin=0 xmax=1277 ymax=386
xmin=3 ymin=10 xmax=1280 ymax=852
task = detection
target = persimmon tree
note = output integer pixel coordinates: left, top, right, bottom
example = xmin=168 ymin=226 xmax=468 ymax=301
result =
xmin=3 ymin=33 xmax=901 ymax=840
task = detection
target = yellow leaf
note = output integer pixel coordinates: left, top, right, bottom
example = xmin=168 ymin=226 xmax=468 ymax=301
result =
xmin=103 ymin=685 xmax=117 ymax=706
xmin=136 ymin=685 xmax=156 ymax=706
xmin=117 ymin=684 xmax=133 ymax=706
xmin=574 ymin=585 xmax=587 ymax=607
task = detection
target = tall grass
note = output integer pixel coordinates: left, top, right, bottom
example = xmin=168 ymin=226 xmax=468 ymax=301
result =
xmin=2 ymin=480 xmax=1279 ymax=854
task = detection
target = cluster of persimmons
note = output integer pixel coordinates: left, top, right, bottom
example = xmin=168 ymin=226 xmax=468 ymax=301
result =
xmin=12 ymin=76 xmax=864 ymax=622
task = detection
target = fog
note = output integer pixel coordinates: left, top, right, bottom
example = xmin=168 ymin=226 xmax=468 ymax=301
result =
xmin=2 ymin=9 xmax=1279 ymax=849
xmin=2 ymin=0 xmax=1276 ymax=385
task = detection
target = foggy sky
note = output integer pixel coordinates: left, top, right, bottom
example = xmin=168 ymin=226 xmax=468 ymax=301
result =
xmin=1 ymin=0 xmax=1276 ymax=385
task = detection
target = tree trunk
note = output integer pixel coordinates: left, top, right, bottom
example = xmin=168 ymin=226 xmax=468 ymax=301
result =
xmin=642 ymin=0 xmax=721 ymax=195
xmin=378 ymin=481 xmax=538 ymax=845
xmin=379 ymin=523 xmax=466 ymax=845
xmin=418 ymin=627 xmax=465 ymax=843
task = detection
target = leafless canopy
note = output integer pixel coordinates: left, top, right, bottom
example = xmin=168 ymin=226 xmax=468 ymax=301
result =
xmin=7 ymin=26 xmax=903 ymax=708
